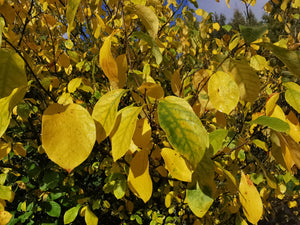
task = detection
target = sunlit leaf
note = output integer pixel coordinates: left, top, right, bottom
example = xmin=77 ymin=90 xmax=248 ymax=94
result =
xmin=161 ymin=148 xmax=193 ymax=182
xmin=110 ymin=106 xmax=142 ymax=161
xmin=265 ymin=93 xmax=279 ymax=116
xmin=92 ymin=89 xmax=127 ymax=143
xmin=84 ymin=206 xmax=98 ymax=225
xmin=132 ymin=118 xmax=151 ymax=149
xmin=68 ymin=78 xmax=82 ymax=93
xmin=128 ymin=150 xmax=152 ymax=203
xmin=66 ymin=0 xmax=80 ymax=38
xmin=250 ymin=55 xmax=268 ymax=71
xmin=158 ymin=96 xmax=209 ymax=167
xmin=239 ymin=25 xmax=267 ymax=44
xmin=186 ymin=183 xmax=214 ymax=218
xmin=283 ymin=82 xmax=300 ymax=113
xmin=249 ymin=116 xmax=290 ymax=132
xmin=208 ymin=71 xmax=239 ymax=114
xmin=239 ymin=172 xmax=263 ymax=224
xmin=0 ymin=185 xmax=14 ymax=202
xmin=64 ymin=205 xmax=81 ymax=224
xmin=128 ymin=5 xmax=159 ymax=38
xmin=99 ymin=32 xmax=119 ymax=83
xmin=42 ymin=103 xmax=96 ymax=172
xmin=0 ymin=210 xmax=12 ymax=225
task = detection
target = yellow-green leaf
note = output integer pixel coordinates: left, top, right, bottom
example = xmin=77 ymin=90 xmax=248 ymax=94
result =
xmin=129 ymin=5 xmax=159 ymax=38
xmin=0 ymin=185 xmax=14 ymax=202
xmin=110 ymin=106 xmax=142 ymax=161
xmin=128 ymin=150 xmax=152 ymax=203
xmin=158 ymin=96 xmax=209 ymax=168
xmin=0 ymin=49 xmax=27 ymax=99
xmin=84 ymin=206 xmax=98 ymax=225
xmin=161 ymin=148 xmax=193 ymax=182
xmin=208 ymin=71 xmax=239 ymax=114
xmin=284 ymin=82 xmax=300 ymax=113
xmin=42 ymin=103 xmax=96 ymax=172
xmin=92 ymin=89 xmax=127 ymax=143
xmin=186 ymin=183 xmax=214 ymax=218
xmin=0 ymin=87 xmax=26 ymax=138
xmin=250 ymin=55 xmax=268 ymax=71
xmin=239 ymin=172 xmax=263 ymax=224
xmin=64 ymin=205 xmax=81 ymax=224
xmin=66 ymin=0 xmax=80 ymax=38
xmin=68 ymin=77 xmax=82 ymax=93
xmin=99 ymin=33 xmax=119 ymax=83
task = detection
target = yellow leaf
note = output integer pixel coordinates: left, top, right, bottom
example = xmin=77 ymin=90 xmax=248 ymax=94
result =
xmin=171 ymin=69 xmax=181 ymax=96
xmin=132 ymin=118 xmax=151 ymax=149
xmin=57 ymin=92 xmax=73 ymax=106
xmin=165 ymin=191 xmax=175 ymax=208
xmin=68 ymin=78 xmax=82 ymax=93
xmin=137 ymin=82 xmax=164 ymax=99
xmin=226 ymin=0 xmax=231 ymax=8
xmin=264 ymin=2 xmax=272 ymax=13
xmin=110 ymin=106 xmax=142 ymax=161
xmin=57 ymin=52 xmax=70 ymax=68
xmin=265 ymin=93 xmax=279 ymax=116
xmin=66 ymin=0 xmax=81 ymax=38
xmin=208 ymin=71 xmax=239 ymax=114
xmin=0 ymin=210 xmax=12 ymax=225
xmin=213 ymin=22 xmax=220 ymax=31
xmin=0 ymin=142 xmax=10 ymax=160
xmin=161 ymin=148 xmax=193 ymax=182
xmin=281 ymin=0 xmax=289 ymax=10
xmin=286 ymin=111 xmax=300 ymax=143
xmin=42 ymin=103 xmax=96 ymax=172
xmin=84 ymin=206 xmax=98 ymax=225
xmin=129 ymin=5 xmax=159 ymax=38
xmin=92 ymin=89 xmax=127 ymax=143
xmin=13 ymin=142 xmax=26 ymax=157
xmin=65 ymin=40 xmax=74 ymax=50
xmin=239 ymin=172 xmax=263 ymax=224
xmin=99 ymin=33 xmax=119 ymax=83
xmin=0 ymin=199 xmax=6 ymax=211
xmin=250 ymin=55 xmax=268 ymax=71
xmin=94 ymin=14 xmax=106 ymax=39
xmin=128 ymin=150 xmax=152 ymax=203
xmin=0 ymin=186 xmax=14 ymax=202
xmin=115 ymin=54 xmax=128 ymax=89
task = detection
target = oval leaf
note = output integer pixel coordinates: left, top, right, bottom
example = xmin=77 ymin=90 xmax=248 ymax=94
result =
xmin=84 ymin=206 xmax=98 ymax=225
xmin=42 ymin=103 xmax=96 ymax=172
xmin=249 ymin=116 xmax=290 ymax=132
xmin=208 ymin=71 xmax=240 ymax=114
xmin=110 ymin=106 xmax=142 ymax=161
xmin=284 ymin=82 xmax=300 ymax=113
xmin=158 ymin=96 xmax=209 ymax=167
xmin=161 ymin=148 xmax=193 ymax=182
xmin=128 ymin=150 xmax=152 ymax=203
xmin=92 ymin=89 xmax=127 ymax=143
xmin=239 ymin=172 xmax=263 ymax=224
xmin=64 ymin=205 xmax=81 ymax=224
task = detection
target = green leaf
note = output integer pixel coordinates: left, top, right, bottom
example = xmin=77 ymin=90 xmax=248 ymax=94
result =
xmin=262 ymin=43 xmax=300 ymax=78
xmin=92 ymin=89 xmax=127 ymax=143
xmin=186 ymin=184 xmax=214 ymax=218
xmin=222 ymin=24 xmax=232 ymax=32
xmin=158 ymin=96 xmax=209 ymax=167
xmin=239 ymin=25 xmax=267 ymax=44
xmin=64 ymin=205 xmax=81 ymax=224
xmin=40 ymin=171 xmax=60 ymax=191
xmin=283 ymin=82 xmax=300 ymax=113
xmin=209 ymin=129 xmax=228 ymax=155
xmin=132 ymin=31 xmax=162 ymax=65
xmin=66 ymin=0 xmax=80 ymax=38
xmin=0 ymin=49 xmax=27 ymax=99
xmin=45 ymin=201 xmax=61 ymax=218
xmin=208 ymin=71 xmax=240 ymax=114
xmin=249 ymin=116 xmax=290 ymax=132
xmin=110 ymin=106 xmax=142 ymax=161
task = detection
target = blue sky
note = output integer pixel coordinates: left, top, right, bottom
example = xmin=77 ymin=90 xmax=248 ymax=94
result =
xmin=194 ymin=0 xmax=269 ymax=21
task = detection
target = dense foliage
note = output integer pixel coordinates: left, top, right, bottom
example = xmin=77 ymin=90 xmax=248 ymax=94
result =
xmin=0 ymin=0 xmax=300 ymax=224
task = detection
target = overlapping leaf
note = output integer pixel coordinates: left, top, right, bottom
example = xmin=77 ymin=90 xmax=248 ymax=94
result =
xmin=66 ymin=0 xmax=80 ymax=38
xmin=158 ymin=96 xmax=209 ymax=167
xmin=283 ymin=82 xmax=300 ymax=113
xmin=92 ymin=89 xmax=127 ymax=143
xmin=128 ymin=150 xmax=152 ymax=203
xmin=42 ymin=103 xmax=96 ymax=172
xmin=110 ymin=106 xmax=142 ymax=161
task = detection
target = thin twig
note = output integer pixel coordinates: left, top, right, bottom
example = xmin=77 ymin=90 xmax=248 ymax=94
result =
xmin=18 ymin=0 xmax=34 ymax=47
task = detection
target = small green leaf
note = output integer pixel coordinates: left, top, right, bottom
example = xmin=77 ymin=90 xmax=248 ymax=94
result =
xmin=249 ymin=116 xmax=290 ymax=132
xmin=209 ymin=129 xmax=228 ymax=155
xmin=45 ymin=201 xmax=61 ymax=218
xmin=158 ymin=96 xmax=209 ymax=167
xmin=239 ymin=25 xmax=267 ymax=44
xmin=64 ymin=205 xmax=81 ymax=224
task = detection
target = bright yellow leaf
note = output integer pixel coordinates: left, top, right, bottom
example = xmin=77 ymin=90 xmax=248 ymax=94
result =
xmin=68 ymin=78 xmax=82 ymax=93
xmin=92 ymin=89 xmax=127 ymax=143
xmin=99 ymin=32 xmax=119 ymax=84
xmin=83 ymin=206 xmax=98 ymax=225
xmin=110 ymin=106 xmax=142 ymax=161
xmin=226 ymin=0 xmax=231 ymax=8
xmin=161 ymin=148 xmax=193 ymax=182
xmin=42 ymin=103 xmax=96 ymax=172
xmin=208 ymin=71 xmax=239 ymax=114
xmin=265 ymin=93 xmax=279 ymax=116
xmin=128 ymin=150 xmax=152 ymax=203
xmin=0 ymin=186 xmax=14 ymax=202
xmin=239 ymin=172 xmax=263 ymax=224
xmin=0 ymin=210 xmax=12 ymax=225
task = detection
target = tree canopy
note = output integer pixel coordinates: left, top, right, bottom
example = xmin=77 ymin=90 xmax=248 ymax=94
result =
xmin=0 ymin=0 xmax=300 ymax=224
